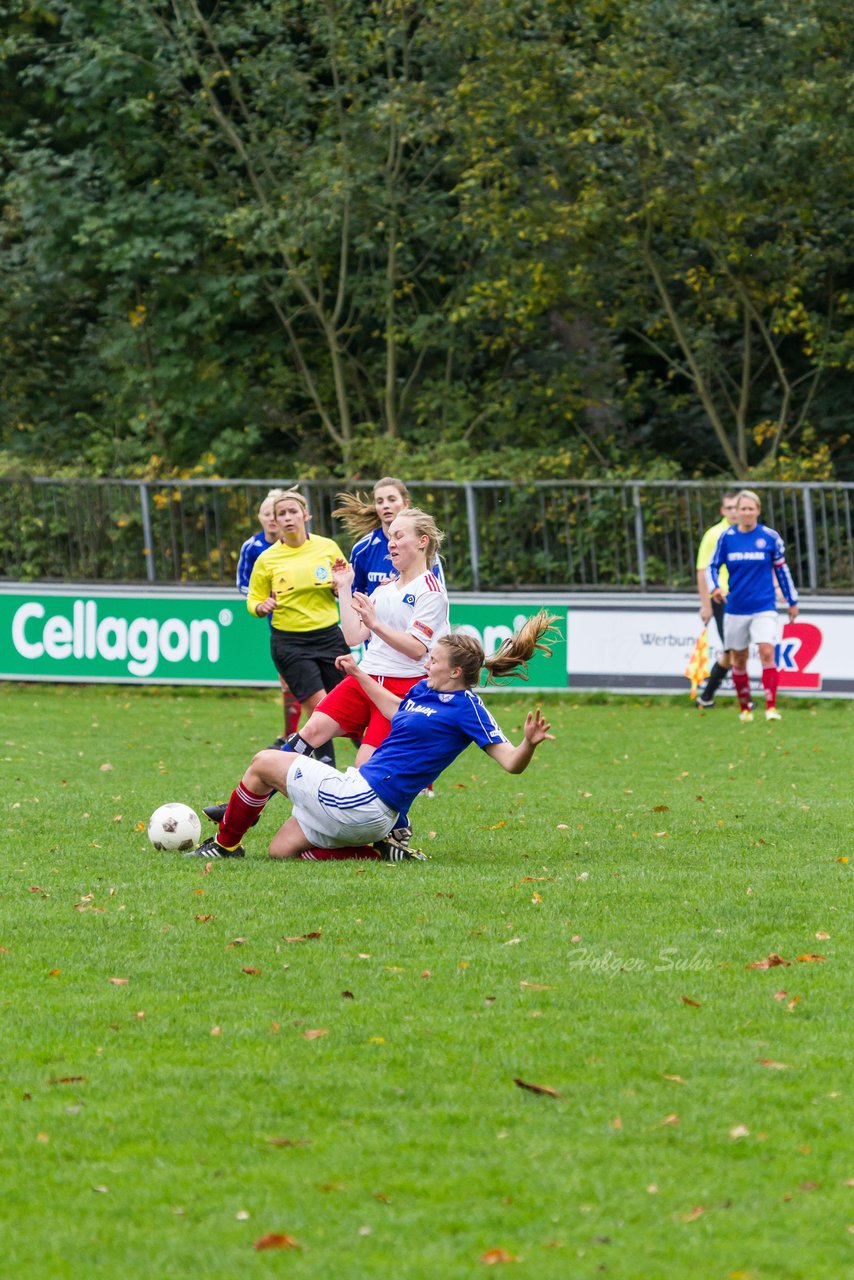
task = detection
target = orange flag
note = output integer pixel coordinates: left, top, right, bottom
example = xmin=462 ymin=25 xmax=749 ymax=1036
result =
xmin=683 ymin=628 xmax=710 ymax=696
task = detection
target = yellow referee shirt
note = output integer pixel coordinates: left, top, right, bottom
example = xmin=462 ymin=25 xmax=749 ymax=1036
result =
xmin=246 ymin=534 xmax=345 ymax=633
xmin=696 ymin=516 xmax=730 ymax=592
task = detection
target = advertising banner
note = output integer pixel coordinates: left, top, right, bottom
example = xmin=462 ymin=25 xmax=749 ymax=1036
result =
xmin=565 ymin=600 xmax=854 ymax=697
xmin=2 ymin=585 xmax=851 ymax=694
xmin=0 ymin=587 xmax=567 ymax=690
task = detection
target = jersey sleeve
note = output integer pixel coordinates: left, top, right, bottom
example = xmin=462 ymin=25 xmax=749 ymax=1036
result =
xmin=462 ymin=693 xmax=510 ymax=749
xmin=771 ymin=530 xmax=798 ymax=605
xmin=696 ymin=526 xmax=719 ymax=571
xmin=407 ymin=581 xmax=449 ymax=651
xmin=350 ymin=539 xmax=369 ymax=595
xmin=706 ymin=530 xmax=727 ymax=592
xmin=246 ymin=548 xmax=273 ymax=616
xmin=235 ymin=535 xmax=257 ymax=595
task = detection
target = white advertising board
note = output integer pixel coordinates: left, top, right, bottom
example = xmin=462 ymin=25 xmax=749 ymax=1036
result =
xmin=565 ymin=596 xmax=854 ymax=696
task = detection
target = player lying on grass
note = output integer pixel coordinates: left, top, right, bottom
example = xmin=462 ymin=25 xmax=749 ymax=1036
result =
xmin=187 ymin=612 xmax=559 ymax=862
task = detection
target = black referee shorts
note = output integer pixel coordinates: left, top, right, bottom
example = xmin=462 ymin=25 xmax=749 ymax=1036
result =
xmin=270 ymin=624 xmax=349 ymax=703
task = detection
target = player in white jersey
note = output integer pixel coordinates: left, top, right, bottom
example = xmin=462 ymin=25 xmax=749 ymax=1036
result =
xmin=187 ymin=611 xmax=559 ymax=862
xmin=278 ymin=508 xmax=449 ymax=766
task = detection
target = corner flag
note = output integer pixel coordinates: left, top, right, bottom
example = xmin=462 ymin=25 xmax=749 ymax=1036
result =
xmin=684 ymin=628 xmax=710 ymax=697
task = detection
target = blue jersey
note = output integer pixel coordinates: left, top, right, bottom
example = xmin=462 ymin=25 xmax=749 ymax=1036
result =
xmin=350 ymin=527 xmax=445 ymax=596
xmin=358 ymin=680 xmax=507 ymax=814
xmin=707 ymin=523 xmax=798 ymax=614
xmin=236 ymin=530 xmax=276 ymax=595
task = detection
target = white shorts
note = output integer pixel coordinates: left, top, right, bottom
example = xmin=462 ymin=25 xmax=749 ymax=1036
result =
xmin=723 ymin=611 xmax=779 ymax=651
xmin=286 ymin=757 xmax=396 ymax=849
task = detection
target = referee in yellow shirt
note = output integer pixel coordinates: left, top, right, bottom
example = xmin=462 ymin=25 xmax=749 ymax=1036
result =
xmin=247 ymin=489 xmax=349 ymax=762
xmin=695 ymin=490 xmax=738 ymax=708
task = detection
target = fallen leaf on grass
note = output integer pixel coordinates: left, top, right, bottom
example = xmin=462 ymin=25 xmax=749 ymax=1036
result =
xmin=341 ymin=990 xmax=355 ymax=999
xmin=108 ymin=978 xmax=129 ymax=986
xmin=652 ymin=805 xmax=670 ymax=813
xmin=786 ymin=996 xmax=801 ymax=1012
xmin=681 ymin=996 xmax=701 ymax=1007
xmin=302 ymin=1029 xmax=328 ymax=1040
xmin=283 ymin=932 xmax=322 ymax=943
xmin=253 ymin=1233 xmax=300 ymax=1251
xmin=420 ymin=971 xmax=431 ymax=980
xmin=195 ymin=914 xmax=215 ymax=923
xmin=758 ymin=1059 xmax=789 ymax=1070
xmin=519 ymin=981 xmax=552 ymax=991
xmin=681 ymin=1205 xmax=706 ymax=1223
xmin=660 ymin=1113 xmax=680 ymax=1126
xmin=662 ymin=1074 xmax=685 ymax=1084
xmin=773 ymin=990 xmax=788 ymax=1001
xmin=92 ymin=1185 xmax=109 ymax=1194
xmin=210 ymin=1026 xmax=222 ymax=1037
xmin=746 ymin=953 xmax=790 ymax=970
xmin=48 ymin=1076 xmax=85 ymax=1085
xmin=28 ymin=886 xmax=47 ymax=894
xmin=729 ymin=1124 xmax=750 ymax=1139
xmin=796 ymin=953 xmax=825 ymax=963
xmin=241 ymin=967 xmax=262 ymax=976
xmin=226 ymin=938 xmax=247 ymax=948
xmin=266 ymin=1137 xmax=311 ymax=1148
xmin=513 ymin=1077 xmax=561 ymax=1099
xmin=815 ymin=931 xmax=831 ymax=941
xmin=99 ymin=763 xmax=114 ymax=772
xmin=485 ymin=821 xmax=506 ymax=830
xmin=480 ymin=1248 xmax=520 ymax=1264
xmin=611 ymin=1116 xmax=622 ymax=1131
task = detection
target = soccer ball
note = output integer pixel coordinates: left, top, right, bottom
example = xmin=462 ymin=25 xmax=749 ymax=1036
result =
xmin=147 ymin=802 xmax=201 ymax=852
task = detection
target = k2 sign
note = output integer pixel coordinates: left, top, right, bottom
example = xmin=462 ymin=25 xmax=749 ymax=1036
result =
xmin=776 ymin=621 xmax=822 ymax=690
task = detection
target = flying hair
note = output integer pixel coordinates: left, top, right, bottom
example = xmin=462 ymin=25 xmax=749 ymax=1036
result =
xmin=333 ymin=477 xmax=411 ymax=539
xmin=438 ymin=611 xmax=562 ymax=688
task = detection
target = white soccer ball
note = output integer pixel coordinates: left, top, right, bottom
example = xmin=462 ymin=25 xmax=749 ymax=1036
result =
xmin=147 ymin=802 xmax=201 ymax=852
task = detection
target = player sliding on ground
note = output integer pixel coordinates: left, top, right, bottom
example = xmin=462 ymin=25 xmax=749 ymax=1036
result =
xmin=187 ymin=611 xmax=559 ymax=862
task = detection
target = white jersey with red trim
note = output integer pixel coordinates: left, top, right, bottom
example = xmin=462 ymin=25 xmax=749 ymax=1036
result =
xmin=358 ymin=571 xmax=449 ymax=678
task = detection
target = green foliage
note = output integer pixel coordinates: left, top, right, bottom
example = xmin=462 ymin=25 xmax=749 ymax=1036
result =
xmin=2 ymin=1 xmax=854 ymax=479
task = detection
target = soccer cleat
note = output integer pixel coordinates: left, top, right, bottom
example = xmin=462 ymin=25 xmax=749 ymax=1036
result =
xmin=765 ymin=708 xmax=782 ymax=722
xmin=372 ymin=835 xmax=428 ymax=862
xmin=695 ymin=694 xmax=715 ymax=708
xmin=739 ymin=709 xmax=754 ymax=723
xmin=267 ymin=736 xmax=287 ymax=750
xmin=419 ymin=785 xmax=436 ymax=798
xmin=391 ymin=824 xmax=413 ymax=845
xmin=183 ymin=835 xmax=245 ymax=859
xmin=203 ymin=802 xmax=228 ymax=823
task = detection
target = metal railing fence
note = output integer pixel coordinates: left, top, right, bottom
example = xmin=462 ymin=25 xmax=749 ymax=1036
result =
xmin=2 ymin=478 xmax=853 ymax=593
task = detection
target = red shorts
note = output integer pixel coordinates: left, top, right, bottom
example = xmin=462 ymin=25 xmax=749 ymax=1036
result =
xmin=315 ymin=673 xmax=422 ymax=748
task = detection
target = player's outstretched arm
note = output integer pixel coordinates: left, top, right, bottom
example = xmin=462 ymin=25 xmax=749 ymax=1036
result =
xmin=484 ymin=708 xmax=554 ymax=775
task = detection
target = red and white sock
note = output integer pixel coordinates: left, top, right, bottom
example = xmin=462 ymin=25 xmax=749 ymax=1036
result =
xmin=761 ymin=665 xmax=778 ymax=710
xmin=299 ymin=846 xmax=381 ymax=861
xmin=732 ymin=669 xmax=752 ymax=710
xmin=218 ymin=782 xmax=274 ymax=848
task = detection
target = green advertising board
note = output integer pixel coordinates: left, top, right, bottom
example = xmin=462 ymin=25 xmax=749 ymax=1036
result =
xmin=0 ymin=587 xmax=568 ymax=690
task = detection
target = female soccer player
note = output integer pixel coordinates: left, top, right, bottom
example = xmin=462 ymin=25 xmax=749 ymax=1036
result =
xmin=285 ymin=507 xmax=449 ymax=767
xmin=707 ymin=489 xmax=799 ymax=722
xmin=334 ymin=476 xmax=446 ymax=595
xmin=246 ymin=489 xmax=349 ymax=762
xmin=187 ymin=611 xmax=558 ymax=862
xmin=235 ymin=489 xmax=301 ymax=745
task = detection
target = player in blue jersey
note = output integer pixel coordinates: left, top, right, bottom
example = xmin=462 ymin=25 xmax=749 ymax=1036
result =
xmin=235 ymin=489 xmax=302 ymax=745
xmin=707 ymin=489 xmax=799 ymax=723
xmin=334 ymin=477 xmax=446 ymax=595
xmin=186 ymin=611 xmax=558 ymax=862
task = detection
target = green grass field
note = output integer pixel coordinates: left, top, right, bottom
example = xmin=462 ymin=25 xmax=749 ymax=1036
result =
xmin=1 ymin=682 xmax=852 ymax=1279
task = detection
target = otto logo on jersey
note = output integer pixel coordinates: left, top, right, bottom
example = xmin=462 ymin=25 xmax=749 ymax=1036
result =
xmin=776 ymin=621 xmax=822 ymax=690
